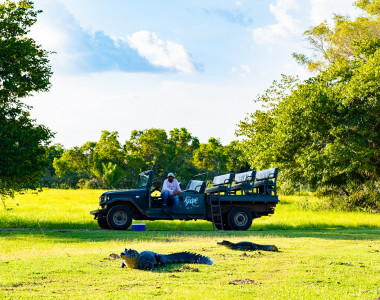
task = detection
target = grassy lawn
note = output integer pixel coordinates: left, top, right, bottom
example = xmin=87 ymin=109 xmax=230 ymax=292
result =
xmin=0 ymin=189 xmax=379 ymax=299
xmin=0 ymin=189 xmax=379 ymax=230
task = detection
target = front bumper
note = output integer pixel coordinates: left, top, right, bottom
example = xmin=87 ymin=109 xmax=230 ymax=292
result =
xmin=90 ymin=209 xmax=100 ymax=216
xmin=90 ymin=208 xmax=108 ymax=219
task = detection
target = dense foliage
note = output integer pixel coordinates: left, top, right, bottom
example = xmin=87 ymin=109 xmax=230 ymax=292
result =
xmin=46 ymin=129 xmax=247 ymax=190
xmin=237 ymin=0 xmax=380 ymax=211
xmin=0 ymin=0 xmax=53 ymax=198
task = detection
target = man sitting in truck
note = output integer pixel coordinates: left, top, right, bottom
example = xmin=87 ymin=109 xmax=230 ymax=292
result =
xmin=161 ymin=172 xmax=181 ymax=218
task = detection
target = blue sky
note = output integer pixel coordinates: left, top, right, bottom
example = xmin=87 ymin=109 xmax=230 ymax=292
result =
xmin=25 ymin=0 xmax=359 ymax=148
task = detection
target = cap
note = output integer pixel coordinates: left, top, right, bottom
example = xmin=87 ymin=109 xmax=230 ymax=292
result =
xmin=167 ymin=172 xmax=175 ymax=177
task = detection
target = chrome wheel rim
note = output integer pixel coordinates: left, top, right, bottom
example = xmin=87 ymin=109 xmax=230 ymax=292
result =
xmin=234 ymin=212 xmax=248 ymax=227
xmin=113 ymin=211 xmax=128 ymax=226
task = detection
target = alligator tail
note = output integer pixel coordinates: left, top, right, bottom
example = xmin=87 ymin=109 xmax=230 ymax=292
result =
xmin=257 ymin=244 xmax=278 ymax=251
xmin=162 ymin=252 xmax=214 ymax=265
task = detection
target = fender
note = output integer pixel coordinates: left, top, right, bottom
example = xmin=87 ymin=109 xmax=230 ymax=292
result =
xmin=107 ymin=198 xmax=145 ymax=214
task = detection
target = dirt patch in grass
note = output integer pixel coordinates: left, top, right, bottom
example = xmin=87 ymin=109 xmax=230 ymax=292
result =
xmin=103 ymin=253 xmax=120 ymax=260
xmin=229 ymin=279 xmax=260 ymax=285
xmin=173 ymin=265 xmax=200 ymax=272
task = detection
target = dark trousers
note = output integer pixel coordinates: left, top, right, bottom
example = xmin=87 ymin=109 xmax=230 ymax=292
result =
xmin=161 ymin=191 xmax=179 ymax=213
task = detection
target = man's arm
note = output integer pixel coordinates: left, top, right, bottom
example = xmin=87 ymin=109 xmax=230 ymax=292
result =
xmin=173 ymin=180 xmax=181 ymax=195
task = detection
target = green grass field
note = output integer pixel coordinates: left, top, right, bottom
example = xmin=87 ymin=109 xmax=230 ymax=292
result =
xmin=0 ymin=189 xmax=379 ymax=299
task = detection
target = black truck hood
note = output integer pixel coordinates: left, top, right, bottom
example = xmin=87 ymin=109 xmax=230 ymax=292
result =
xmin=102 ymin=188 xmax=147 ymax=199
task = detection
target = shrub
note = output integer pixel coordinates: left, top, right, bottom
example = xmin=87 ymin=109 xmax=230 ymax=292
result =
xmin=315 ymin=181 xmax=380 ymax=213
xmin=345 ymin=181 xmax=380 ymax=213
xmin=84 ymin=178 xmax=104 ymax=189
xmin=278 ymin=180 xmax=296 ymax=196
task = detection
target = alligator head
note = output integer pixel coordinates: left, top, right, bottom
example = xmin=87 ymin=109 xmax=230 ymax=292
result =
xmin=217 ymin=240 xmax=232 ymax=246
xmin=120 ymin=248 xmax=140 ymax=268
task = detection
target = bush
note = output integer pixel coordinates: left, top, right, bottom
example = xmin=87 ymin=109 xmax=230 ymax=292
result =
xmin=278 ymin=180 xmax=296 ymax=196
xmin=59 ymin=183 xmax=70 ymax=189
xmin=345 ymin=181 xmax=380 ymax=213
xmin=315 ymin=181 xmax=380 ymax=213
xmin=84 ymin=178 xmax=104 ymax=189
xmin=295 ymin=197 xmax=330 ymax=211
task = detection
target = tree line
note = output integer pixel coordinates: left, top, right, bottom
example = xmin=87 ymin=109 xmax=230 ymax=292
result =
xmin=42 ymin=129 xmax=248 ymax=190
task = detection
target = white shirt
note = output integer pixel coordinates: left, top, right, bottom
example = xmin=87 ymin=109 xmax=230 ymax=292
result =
xmin=162 ymin=178 xmax=181 ymax=195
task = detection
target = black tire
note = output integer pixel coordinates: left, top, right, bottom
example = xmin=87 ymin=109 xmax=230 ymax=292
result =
xmin=97 ymin=216 xmax=111 ymax=229
xmin=106 ymin=205 xmax=133 ymax=230
xmin=228 ymin=207 xmax=253 ymax=231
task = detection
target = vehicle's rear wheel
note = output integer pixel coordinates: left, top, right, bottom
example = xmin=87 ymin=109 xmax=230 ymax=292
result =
xmin=228 ymin=207 xmax=253 ymax=231
xmin=107 ymin=205 xmax=133 ymax=230
xmin=97 ymin=216 xmax=111 ymax=229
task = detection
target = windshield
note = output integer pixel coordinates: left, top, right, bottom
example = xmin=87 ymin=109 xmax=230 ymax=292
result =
xmin=137 ymin=174 xmax=149 ymax=188
xmin=136 ymin=170 xmax=154 ymax=188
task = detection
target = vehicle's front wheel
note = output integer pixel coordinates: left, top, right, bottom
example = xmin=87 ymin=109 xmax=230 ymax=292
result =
xmin=97 ymin=216 xmax=111 ymax=229
xmin=228 ymin=207 xmax=253 ymax=231
xmin=107 ymin=205 xmax=133 ymax=230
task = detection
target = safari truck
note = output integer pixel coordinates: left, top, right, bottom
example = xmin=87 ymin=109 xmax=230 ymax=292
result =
xmin=90 ymin=169 xmax=279 ymax=231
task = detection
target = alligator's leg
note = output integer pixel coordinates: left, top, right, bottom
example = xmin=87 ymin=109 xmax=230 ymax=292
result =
xmin=250 ymin=244 xmax=259 ymax=251
xmin=156 ymin=254 xmax=167 ymax=267
xmin=140 ymin=259 xmax=156 ymax=270
xmin=149 ymin=262 xmax=155 ymax=270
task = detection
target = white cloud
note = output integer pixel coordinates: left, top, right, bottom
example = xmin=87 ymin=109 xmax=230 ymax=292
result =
xmin=241 ymin=64 xmax=251 ymax=74
xmin=29 ymin=0 xmax=197 ymax=74
xmin=127 ymin=31 xmax=196 ymax=73
xmin=252 ymin=0 xmax=302 ymax=45
xmin=310 ymin=0 xmax=360 ymax=25
xmin=231 ymin=64 xmax=252 ymax=76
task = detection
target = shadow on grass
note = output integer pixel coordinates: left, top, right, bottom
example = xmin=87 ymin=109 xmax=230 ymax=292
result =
xmin=139 ymin=264 xmax=213 ymax=273
xmin=0 ymin=225 xmax=379 ymax=243
xmin=1 ymin=218 xmax=379 ymax=231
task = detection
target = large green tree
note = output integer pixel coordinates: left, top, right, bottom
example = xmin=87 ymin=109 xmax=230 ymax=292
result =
xmin=167 ymin=128 xmax=199 ymax=184
xmin=39 ymin=143 xmax=65 ymax=187
xmin=0 ymin=0 xmax=53 ymax=197
xmin=123 ymin=128 xmax=202 ymax=187
xmin=53 ymin=147 xmax=92 ymax=188
xmin=238 ymin=0 xmax=380 ymax=211
xmin=224 ymin=140 xmax=249 ymax=174
xmin=125 ymin=128 xmax=172 ymax=186
xmin=52 ymin=131 xmax=127 ymax=188
xmin=193 ymin=137 xmax=228 ymax=176
xmin=92 ymin=131 xmax=125 ymax=179
xmin=293 ymin=0 xmax=380 ymax=72
xmin=192 ymin=138 xmax=248 ymax=178
xmin=100 ymin=162 xmax=125 ymax=189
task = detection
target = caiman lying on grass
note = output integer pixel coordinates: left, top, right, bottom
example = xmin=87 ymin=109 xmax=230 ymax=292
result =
xmin=217 ymin=240 xmax=278 ymax=251
xmin=120 ymin=248 xmax=214 ymax=270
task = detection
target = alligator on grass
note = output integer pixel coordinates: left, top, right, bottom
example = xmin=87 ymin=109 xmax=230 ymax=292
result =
xmin=217 ymin=240 xmax=278 ymax=252
xmin=120 ymin=248 xmax=214 ymax=270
